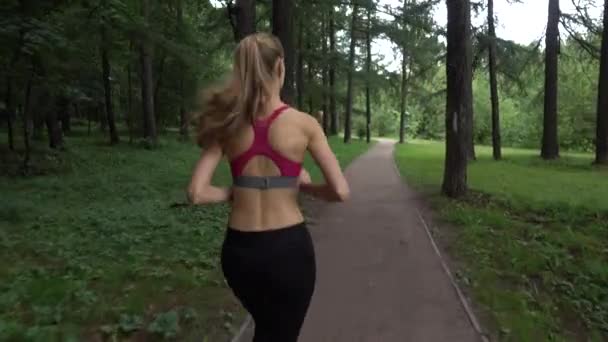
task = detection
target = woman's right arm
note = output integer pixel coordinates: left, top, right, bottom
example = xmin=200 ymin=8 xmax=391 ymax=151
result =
xmin=299 ymin=117 xmax=350 ymax=202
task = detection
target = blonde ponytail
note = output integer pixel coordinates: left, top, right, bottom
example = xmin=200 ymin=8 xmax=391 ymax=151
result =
xmin=195 ymin=33 xmax=284 ymax=148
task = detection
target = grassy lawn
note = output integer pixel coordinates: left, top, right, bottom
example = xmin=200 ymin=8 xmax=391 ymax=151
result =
xmin=395 ymin=141 xmax=607 ymax=342
xmin=0 ymin=129 xmax=371 ymax=341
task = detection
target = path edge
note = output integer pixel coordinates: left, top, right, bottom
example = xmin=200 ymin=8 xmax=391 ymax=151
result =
xmin=230 ymin=315 xmax=252 ymax=342
xmin=389 ymin=142 xmax=490 ymax=342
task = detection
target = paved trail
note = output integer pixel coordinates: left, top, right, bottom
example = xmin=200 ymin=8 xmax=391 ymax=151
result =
xmin=235 ymin=141 xmax=482 ymax=342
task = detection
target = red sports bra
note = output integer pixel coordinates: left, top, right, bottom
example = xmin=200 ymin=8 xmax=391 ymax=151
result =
xmin=229 ymin=105 xmax=302 ymax=189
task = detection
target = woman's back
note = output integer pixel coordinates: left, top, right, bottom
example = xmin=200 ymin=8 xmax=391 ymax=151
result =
xmin=223 ymin=104 xmax=315 ymax=231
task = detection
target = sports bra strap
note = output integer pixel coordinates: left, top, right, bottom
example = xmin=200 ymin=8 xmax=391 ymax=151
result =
xmin=233 ymin=175 xmax=298 ymax=190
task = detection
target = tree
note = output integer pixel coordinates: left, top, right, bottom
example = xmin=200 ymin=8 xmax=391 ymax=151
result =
xmin=365 ymin=7 xmax=372 ymax=144
xmin=140 ymin=0 xmax=157 ymax=145
xmin=272 ymin=0 xmax=295 ymax=104
xmin=487 ymin=0 xmax=501 ymax=160
xmin=5 ymin=76 xmax=15 ymax=151
xmin=597 ymin=0 xmax=608 ymax=164
xmin=542 ymin=0 xmax=560 ymax=159
xmin=398 ymin=1 xmax=409 ymax=144
xmin=177 ymin=0 xmax=189 ymax=140
xmin=442 ymin=0 xmax=472 ymax=198
xmin=344 ymin=2 xmax=358 ymax=143
xmin=235 ymin=0 xmax=256 ymax=40
xmin=328 ymin=6 xmax=338 ymax=135
xmin=296 ymin=17 xmax=305 ymax=109
xmin=322 ymin=11 xmax=330 ymax=134
xmin=100 ymin=0 xmax=119 ymax=145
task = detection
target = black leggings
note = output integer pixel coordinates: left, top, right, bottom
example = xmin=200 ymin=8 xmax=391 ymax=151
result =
xmin=221 ymin=222 xmax=316 ymax=342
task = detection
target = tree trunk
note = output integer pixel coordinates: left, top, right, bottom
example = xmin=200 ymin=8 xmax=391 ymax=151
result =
xmin=596 ymin=0 xmax=608 ymax=164
xmin=399 ymin=1 xmax=408 ymax=144
xmin=488 ymin=0 xmax=501 ymax=160
xmin=33 ymin=110 xmax=44 ymax=141
xmin=328 ymin=7 xmax=338 ymax=135
xmin=5 ymin=77 xmax=15 ymax=150
xmin=127 ymin=61 xmax=134 ymax=143
xmin=140 ymin=0 xmax=157 ymax=145
xmin=542 ymin=0 xmax=560 ymax=159
xmin=344 ymin=3 xmax=358 ymax=143
xmin=56 ymin=96 xmax=70 ymax=136
xmin=296 ymin=19 xmax=305 ymax=109
xmin=272 ymin=0 xmax=295 ymax=105
xmin=399 ymin=51 xmax=408 ymax=144
xmin=154 ymin=52 xmax=166 ymax=127
xmin=322 ymin=12 xmax=329 ymax=134
xmin=99 ymin=100 xmax=107 ymax=132
xmin=87 ymin=105 xmax=92 ymax=135
xmin=46 ymin=99 xmax=63 ymax=149
xmin=442 ymin=0 xmax=472 ymax=198
xmin=22 ymin=72 xmax=33 ymax=171
xmin=59 ymin=102 xmax=71 ymax=134
xmin=235 ymin=0 xmax=256 ymax=41
xmin=177 ymin=0 xmax=188 ymax=140
xmin=365 ymin=8 xmax=372 ymax=144
xmin=307 ymin=40 xmax=314 ymax=115
xmin=101 ymin=16 xmax=119 ymax=145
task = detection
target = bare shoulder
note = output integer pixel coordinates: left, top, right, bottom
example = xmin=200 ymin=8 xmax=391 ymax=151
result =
xmin=284 ymin=108 xmax=322 ymax=135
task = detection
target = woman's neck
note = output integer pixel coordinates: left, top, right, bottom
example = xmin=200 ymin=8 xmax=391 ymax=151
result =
xmin=259 ymin=93 xmax=284 ymax=116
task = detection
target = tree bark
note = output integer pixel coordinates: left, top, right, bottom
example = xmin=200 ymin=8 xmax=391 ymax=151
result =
xmin=101 ymin=12 xmax=119 ymax=145
xmin=296 ymin=19 xmax=305 ymax=109
xmin=46 ymin=97 xmax=64 ymax=149
xmin=154 ymin=52 xmax=166 ymax=126
xmin=328 ymin=7 xmax=338 ymax=135
xmin=307 ymin=40 xmax=314 ymax=115
xmin=127 ymin=61 xmax=134 ymax=143
xmin=177 ymin=0 xmax=188 ymax=140
xmin=596 ymin=0 xmax=608 ymax=164
xmin=5 ymin=77 xmax=15 ymax=150
xmin=399 ymin=1 xmax=408 ymax=144
xmin=272 ymin=0 xmax=295 ymax=105
xmin=399 ymin=51 xmax=408 ymax=144
xmin=59 ymin=102 xmax=71 ymax=134
xmin=235 ymin=0 xmax=256 ymax=41
xmin=365 ymin=8 xmax=372 ymax=144
xmin=542 ymin=0 xmax=560 ymax=159
xmin=442 ymin=0 xmax=472 ymax=198
xmin=22 ymin=72 xmax=33 ymax=171
xmin=140 ymin=0 xmax=157 ymax=145
xmin=322 ymin=12 xmax=329 ymax=134
xmin=488 ymin=0 xmax=501 ymax=160
xmin=344 ymin=2 xmax=358 ymax=143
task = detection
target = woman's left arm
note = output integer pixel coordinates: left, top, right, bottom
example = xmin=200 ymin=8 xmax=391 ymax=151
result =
xmin=187 ymin=142 xmax=231 ymax=205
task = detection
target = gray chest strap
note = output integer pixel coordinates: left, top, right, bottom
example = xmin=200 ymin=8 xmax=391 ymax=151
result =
xmin=233 ymin=176 xmax=298 ymax=190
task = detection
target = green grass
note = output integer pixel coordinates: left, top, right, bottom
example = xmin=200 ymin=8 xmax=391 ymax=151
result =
xmin=395 ymin=141 xmax=608 ymax=342
xmin=0 ymin=131 xmax=371 ymax=341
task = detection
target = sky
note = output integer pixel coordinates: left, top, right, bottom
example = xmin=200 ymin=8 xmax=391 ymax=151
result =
xmin=210 ymin=0 xmax=603 ymax=71
xmin=375 ymin=0 xmax=604 ymax=71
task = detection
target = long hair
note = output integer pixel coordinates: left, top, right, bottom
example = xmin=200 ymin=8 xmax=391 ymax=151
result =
xmin=195 ymin=33 xmax=284 ymax=148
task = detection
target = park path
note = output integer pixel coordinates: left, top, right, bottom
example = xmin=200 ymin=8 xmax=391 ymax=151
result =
xmin=234 ymin=140 xmax=483 ymax=342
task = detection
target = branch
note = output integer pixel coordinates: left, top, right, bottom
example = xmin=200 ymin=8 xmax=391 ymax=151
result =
xmin=560 ymin=16 xmax=601 ymax=59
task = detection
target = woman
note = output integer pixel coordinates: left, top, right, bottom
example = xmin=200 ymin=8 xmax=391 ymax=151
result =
xmin=187 ymin=33 xmax=350 ymax=342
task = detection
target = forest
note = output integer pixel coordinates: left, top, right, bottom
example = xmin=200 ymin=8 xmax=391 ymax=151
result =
xmin=1 ymin=0 xmax=607 ymax=340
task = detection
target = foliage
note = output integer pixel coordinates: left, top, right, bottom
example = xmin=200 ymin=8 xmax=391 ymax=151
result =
xmin=0 ymin=128 xmax=371 ymax=340
xmin=395 ymin=141 xmax=608 ymax=340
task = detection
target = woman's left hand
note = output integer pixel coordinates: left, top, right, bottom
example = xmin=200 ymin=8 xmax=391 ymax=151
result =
xmin=298 ymin=168 xmax=312 ymax=186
